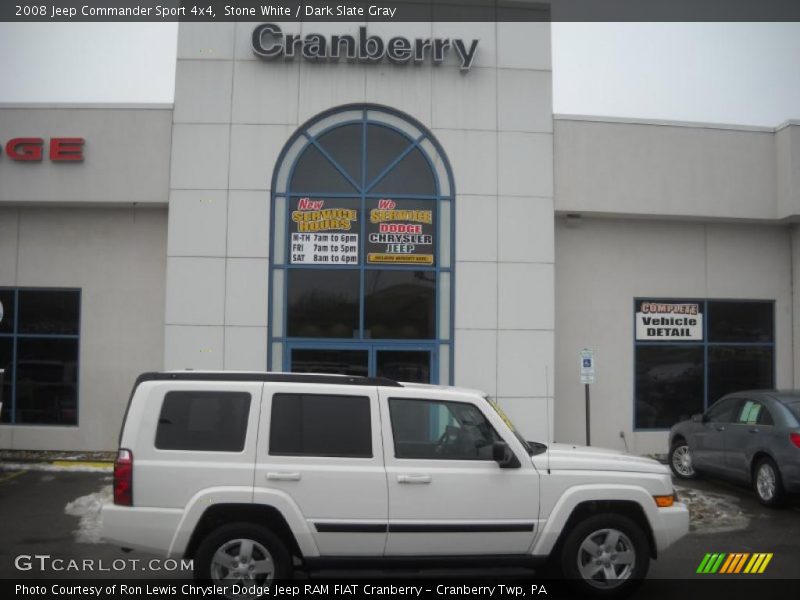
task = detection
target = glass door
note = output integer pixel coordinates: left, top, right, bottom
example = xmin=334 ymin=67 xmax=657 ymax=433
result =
xmin=289 ymin=347 xmax=369 ymax=377
xmin=287 ymin=344 xmax=434 ymax=383
xmin=375 ymin=349 xmax=432 ymax=383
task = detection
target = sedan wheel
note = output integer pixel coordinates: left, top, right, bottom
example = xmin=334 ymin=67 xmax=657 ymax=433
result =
xmin=669 ymin=442 xmax=697 ymax=479
xmin=754 ymin=458 xmax=785 ymax=507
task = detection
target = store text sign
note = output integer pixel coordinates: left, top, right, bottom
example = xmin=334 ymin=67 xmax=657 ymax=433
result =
xmin=253 ymin=24 xmax=480 ymax=71
xmin=635 ymin=301 xmax=703 ymax=341
xmin=0 ymin=138 xmax=84 ymax=162
xmin=288 ymin=197 xmax=436 ymax=266
xmin=367 ymin=198 xmax=435 ymax=265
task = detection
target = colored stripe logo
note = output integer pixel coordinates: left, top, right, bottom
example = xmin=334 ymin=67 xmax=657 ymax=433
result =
xmin=697 ymin=553 xmax=773 ymax=574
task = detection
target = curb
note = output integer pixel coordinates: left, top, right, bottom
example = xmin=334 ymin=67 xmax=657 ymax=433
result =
xmin=0 ymin=461 xmax=113 ymax=472
xmin=52 ymin=460 xmax=114 ymax=468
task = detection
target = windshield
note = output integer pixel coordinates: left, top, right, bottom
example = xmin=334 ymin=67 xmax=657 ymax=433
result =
xmin=482 ymin=396 xmax=537 ymax=455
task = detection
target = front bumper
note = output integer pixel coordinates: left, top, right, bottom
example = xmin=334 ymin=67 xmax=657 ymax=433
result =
xmin=651 ymin=503 xmax=690 ymax=553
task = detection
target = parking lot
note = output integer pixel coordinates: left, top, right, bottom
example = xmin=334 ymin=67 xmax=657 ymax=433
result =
xmin=1 ymin=465 xmax=798 ymax=592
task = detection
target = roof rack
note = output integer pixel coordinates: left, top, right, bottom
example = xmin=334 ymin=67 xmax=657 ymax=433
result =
xmin=134 ymin=371 xmax=402 ymax=388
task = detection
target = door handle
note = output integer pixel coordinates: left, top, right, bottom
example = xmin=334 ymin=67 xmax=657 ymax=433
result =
xmin=397 ymin=475 xmax=432 ymax=484
xmin=715 ymin=425 xmax=725 ymax=432
xmin=748 ymin=427 xmax=760 ymax=434
xmin=266 ymin=472 xmax=301 ymax=481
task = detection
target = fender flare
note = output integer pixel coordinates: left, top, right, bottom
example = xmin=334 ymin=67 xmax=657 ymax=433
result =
xmin=531 ymin=484 xmax=658 ymax=556
xmin=168 ymin=486 xmax=319 ymax=558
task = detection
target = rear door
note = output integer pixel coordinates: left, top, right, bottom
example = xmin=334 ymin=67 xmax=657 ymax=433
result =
xmin=725 ymin=398 xmax=776 ymax=482
xmin=254 ymin=383 xmax=388 ymax=556
xmin=380 ymin=387 xmax=539 ymax=556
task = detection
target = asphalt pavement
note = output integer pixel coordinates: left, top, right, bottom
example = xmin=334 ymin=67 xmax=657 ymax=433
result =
xmin=0 ymin=465 xmax=797 ymax=594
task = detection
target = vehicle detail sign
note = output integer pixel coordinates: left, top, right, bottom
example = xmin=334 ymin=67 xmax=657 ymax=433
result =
xmin=290 ymin=197 xmax=358 ymax=265
xmin=635 ymin=300 xmax=703 ymax=341
xmin=366 ymin=198 xmax=435 ymax=265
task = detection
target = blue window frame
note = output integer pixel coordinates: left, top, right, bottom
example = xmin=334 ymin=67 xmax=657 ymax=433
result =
xmin=0 ymin=287 xmax=81 ymax=425
xmin=633 ymin=298 xmax=775 ymax=431
xmin=268 ymin=105 xmax=455 ymax=383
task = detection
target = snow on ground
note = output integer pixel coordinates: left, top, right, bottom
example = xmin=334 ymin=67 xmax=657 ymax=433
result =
xmin=64 ymin=485 xmax=112 ymax=543
xmin=677 ymin=485 xmax=751 ymax=534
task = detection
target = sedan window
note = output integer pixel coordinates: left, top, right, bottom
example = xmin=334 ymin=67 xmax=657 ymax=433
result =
xmin=738 ymin=401 xmax=765 ymax=425
xmin=706 ymin=398 xmax=741 ymax=423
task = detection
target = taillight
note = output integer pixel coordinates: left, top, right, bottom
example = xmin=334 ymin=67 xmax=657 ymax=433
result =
xmin=113 ymin=448 xmax=133 ymax=506
xmin=790 ymin=433 xmax=800 ymax=449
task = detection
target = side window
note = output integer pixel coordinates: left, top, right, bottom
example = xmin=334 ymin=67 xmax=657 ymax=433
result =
xmin=757 ymin=406 xmax=774 ymax=426
xmin=269 ymin=394 xmax=372 ymax=458
xmin=706 ymin=398 xmax=740 ymax=423
xmin=155 ymin=391 xmax=251 ymax=452
xmin=389 ymin=398 xmax=501 ymax=460
xmin=737 ymin=400 xmax=774 ymax=426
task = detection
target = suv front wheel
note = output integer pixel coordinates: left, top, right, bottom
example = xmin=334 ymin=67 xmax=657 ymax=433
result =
xmin=559 ymin=514 xmax=649 ymax=597
xmin=194 ymin=522 xmax=291 ymax=584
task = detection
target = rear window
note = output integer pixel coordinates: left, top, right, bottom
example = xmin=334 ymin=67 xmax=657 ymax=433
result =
xmin=155 ymin=391 xmax=251 ymax=452
xmin=269 ymin=393 xmax=371 ymax=458
xmin=785 ymin=400 xmax=800 ymax=421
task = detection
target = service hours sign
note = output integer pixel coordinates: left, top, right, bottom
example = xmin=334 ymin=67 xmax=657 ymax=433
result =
xmin=290 ymin=197 xmax=359 ymax=265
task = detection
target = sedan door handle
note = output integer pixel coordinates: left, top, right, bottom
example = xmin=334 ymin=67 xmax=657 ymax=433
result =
xmin=266 ymin=472 xmax=301 ymax=481
xmin=748 ymin=427 xmax=760 ymax=434
xmin=715 ymin=425 xmax=726 ymax=432
xmin=397 ymin=475 xmax=432 ymax=484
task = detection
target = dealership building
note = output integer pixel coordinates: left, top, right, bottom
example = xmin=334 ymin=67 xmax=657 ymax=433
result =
xmin=1 ymin=21 xmax=799 ymax=455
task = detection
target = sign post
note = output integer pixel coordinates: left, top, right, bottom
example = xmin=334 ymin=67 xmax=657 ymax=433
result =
xmin=580 ymin=348 xmax=595 ymax=446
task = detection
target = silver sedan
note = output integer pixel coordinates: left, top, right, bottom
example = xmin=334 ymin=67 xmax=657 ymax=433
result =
xmin=668 ymin=390 xmax=800 ymax=506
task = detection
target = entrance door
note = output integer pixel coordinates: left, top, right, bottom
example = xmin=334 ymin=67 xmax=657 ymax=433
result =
xmin=288 ymin=345 xmax=433 ymax=383
xmin=289 ymin=347 xmax=369 ymax=377
xmin=375 ymin=349 xmax=431 ymax=383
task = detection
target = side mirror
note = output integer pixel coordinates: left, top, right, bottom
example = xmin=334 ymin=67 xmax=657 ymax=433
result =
xmin=492 ymin=441 xmax=521 ymax=469
xmin=691 ymin=413 xmax=704 ymax=423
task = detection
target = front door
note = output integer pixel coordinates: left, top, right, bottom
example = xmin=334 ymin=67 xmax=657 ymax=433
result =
xmin=379 ymin=387 xmax=539 ymax=556
xmin=694 ymin=397 xmax=742 ymax=474
xmin=288 ymin=344 xmax=434 ymax=383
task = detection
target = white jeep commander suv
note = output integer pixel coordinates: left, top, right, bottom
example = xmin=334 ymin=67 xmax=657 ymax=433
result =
xmin=102 ymin=372 xmax=688 ymax=596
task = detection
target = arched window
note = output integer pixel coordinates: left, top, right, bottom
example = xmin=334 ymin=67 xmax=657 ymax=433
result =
xmin=268 ymin=105 xmax=454 ymax=384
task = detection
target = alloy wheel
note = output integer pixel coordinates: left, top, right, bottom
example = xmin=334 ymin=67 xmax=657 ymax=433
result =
xmin=576 ymin=528 xmax=636 ymax=589
xmin=756 ymin=463 xmax=777 ymax=502
xmin=210 ymin=538 xmax=275 ymax=584
xmin=671 ymin=445 xmax=695 ymax=478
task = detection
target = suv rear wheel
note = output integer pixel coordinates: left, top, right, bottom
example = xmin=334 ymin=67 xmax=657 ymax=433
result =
xmin=559 ymin=514 xmax=649 ymax=598
xmin=194 ymin=522 xmax=291 ymax=584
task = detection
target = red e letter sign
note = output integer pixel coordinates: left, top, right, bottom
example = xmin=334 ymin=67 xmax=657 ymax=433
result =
xmin=2 ymin=137 xmax=85 ymax=162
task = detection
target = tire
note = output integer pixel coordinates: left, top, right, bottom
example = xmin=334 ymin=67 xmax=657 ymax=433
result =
xmin=193 ymin=522 xmax=292 ymax=585
xmin=559 ymin=514 xmax=650 ymax=598
xmin=753 ymin=457 xmax=786 ymax=508
xmin=669 ymin=440 xmax=697 ymax=480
